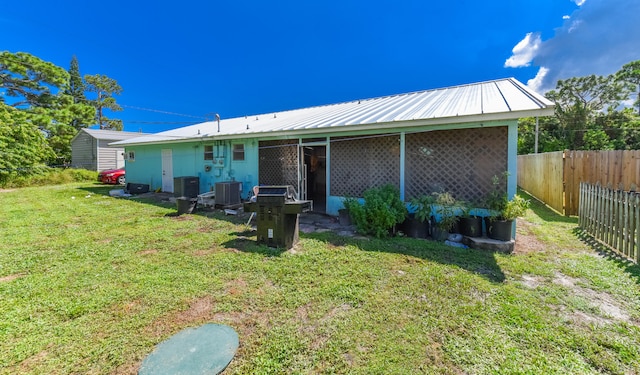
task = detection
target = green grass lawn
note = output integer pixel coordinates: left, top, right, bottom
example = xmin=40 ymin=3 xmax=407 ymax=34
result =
xmin=1 ymin=183 xmax=640 ymax=374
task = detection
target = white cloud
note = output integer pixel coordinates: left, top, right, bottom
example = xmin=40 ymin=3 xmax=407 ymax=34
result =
xmin=504 ymin=32 xmax=542 ymax=68
xmin=507 ymin=0 xmax=640 ymax=93
xmin=526 ymin=67 xmax=549 ymax=92
xmin=568 ymin=20 xmax=583 ymax=33
xmin=573 ymin=0 xmax=586 ymax=6
xmin=562 ymin=15 xmax=571 ymax=20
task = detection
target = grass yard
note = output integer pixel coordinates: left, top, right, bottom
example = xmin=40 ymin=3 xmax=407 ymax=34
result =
xmin=1 ymin=183 xmax=640 ymax=374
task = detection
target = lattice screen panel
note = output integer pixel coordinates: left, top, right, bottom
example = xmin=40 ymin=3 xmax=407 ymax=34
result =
xmin=330 ymin=134 xmax=400 ymax=197
xmin=404 ymin=127 xmax=508 ymax=203
xmin=258 ymin=140 xmax=299 ymax=189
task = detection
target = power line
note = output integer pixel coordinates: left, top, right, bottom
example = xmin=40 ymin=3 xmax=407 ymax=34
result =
xmin=119 ymin=120 xmax=200 ymax=125
xmin=120 ymin=104 xmax=208 ymax=120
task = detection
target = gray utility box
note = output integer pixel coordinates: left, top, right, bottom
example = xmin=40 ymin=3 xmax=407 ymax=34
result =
xmin=174 ymin=176 xmax=199 ymax=198
xmin=174 ymin=176 xmax=199 ymax=215
xmin=215 ymin=181 xmax=242 ymax=207
xmin=243 ymin=186 xmax=312 ymax=249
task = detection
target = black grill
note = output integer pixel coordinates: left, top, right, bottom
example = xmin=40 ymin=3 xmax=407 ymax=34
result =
xmin=244 ymin=185 xmax=312 ymax=248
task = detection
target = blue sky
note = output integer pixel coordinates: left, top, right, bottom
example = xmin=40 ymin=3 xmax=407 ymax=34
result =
xmin=2 ymin=0 xmax=639 ymax=133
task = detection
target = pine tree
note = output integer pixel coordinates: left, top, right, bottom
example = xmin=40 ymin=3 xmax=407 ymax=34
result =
xmin=84 ymin=74 xmax=123 ymax=130
xmin=65 ymin=55 xmax=90 ymax=130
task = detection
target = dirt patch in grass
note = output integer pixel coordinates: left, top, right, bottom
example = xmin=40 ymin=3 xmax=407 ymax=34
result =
xmin=295 ymin=303 xmax=353 ymax=350
xmin=18 ymin=347 xmax=50 ymax=373
xmin=192 ymin=249 xmax=216 ymax=256
xmin=144 ymin=296 xmax=215 ymax=340
xmin=170 ymin=215 xmax=194 ymax=221
xmin=112 ymin=361 xmax=140 ymax=375
xmin=520 ymin=274 xmax=544 ymax=289
xmin=0 ymin=189 xmax=17 ymax=193
xmin=0 ymin=273 xmax=26 ymax=283
xmin=515 ymin=220 xmax=546 ymax=254
xmin=553 ymin=271 xmax=633 ymax=325
xmin=225 ymin=278 xmax=248 ymax=296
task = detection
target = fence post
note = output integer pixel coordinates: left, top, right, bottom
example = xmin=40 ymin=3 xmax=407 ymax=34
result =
xmin=636 ymin=194 xmax=640 ymax=263
xmin=624 ymin=192 xmax=630 ymax=257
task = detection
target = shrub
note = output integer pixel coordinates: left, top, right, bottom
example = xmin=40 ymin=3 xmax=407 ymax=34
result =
xmin=350 ymin=184 xmax=407 ymax=238
xmin=0 ymin=168 xmax=98 ymax=188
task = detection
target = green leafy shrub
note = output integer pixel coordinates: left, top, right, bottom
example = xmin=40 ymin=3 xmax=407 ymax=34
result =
xmin=341 ymin=196 xmax=360 ymax=213
xmin=350 ymin=184 xmax=407 ymax=238
xmin=1 ymin=168 xmax=98 ymax=188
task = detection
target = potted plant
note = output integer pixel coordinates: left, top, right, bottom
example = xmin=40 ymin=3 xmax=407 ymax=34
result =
xmin=406 ymin=194 xmax=435 ymax=238
xmin=431 ymin=191 xmax=459 ymax=241
xmin=484 ymin=173 xmax=530 ymax=241
xmin=339 ymin=197 xmax=359 ymax=226
xmin=458 ymin=201 xmax=483 ymax=237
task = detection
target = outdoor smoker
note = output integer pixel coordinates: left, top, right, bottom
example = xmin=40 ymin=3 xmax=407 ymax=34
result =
xmin=243 ymin=185 xmax=312 ymax=249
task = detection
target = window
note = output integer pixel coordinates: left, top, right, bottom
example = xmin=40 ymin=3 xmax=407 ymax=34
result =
xmin=233 ymin=144 xmax=245 ymax=161
xmin=126 ymin=151 xmax=135 ymax=162
xmin=204 ymin=145 xmax=214 ymax=160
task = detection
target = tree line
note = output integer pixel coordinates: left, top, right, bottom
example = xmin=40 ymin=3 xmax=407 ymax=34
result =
xmin=519 ymin=61 xmax=640 ymax=154
xmin=0 ymin=51 xmax=122 ymax=182
xmin=2 ymin=51 xmax=640 ymax=183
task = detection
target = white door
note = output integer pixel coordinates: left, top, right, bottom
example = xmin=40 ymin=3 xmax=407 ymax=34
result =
xmin=161 ymin=149 xmax=173 ymax=192
xmin=116 ymin=149 xmax=125 ymax=168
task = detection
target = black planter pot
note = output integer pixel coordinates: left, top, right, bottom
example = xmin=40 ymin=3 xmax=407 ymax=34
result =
xmin=459 ymin=216 xmax=483 ymax=237
xmin=430 ymin=216 xmax=449 ymax=241
xmin=338 ymin=209 xmax=351 ymax=226
xmin=431 ymin=226 xmax=449 ymax=241
xmin=402 ymin=213 xmax=429 ymax=238
xmin=485 ymin=217 xmax=514 ymax=241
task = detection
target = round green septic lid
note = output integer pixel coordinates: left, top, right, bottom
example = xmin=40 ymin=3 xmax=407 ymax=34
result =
xmin=139 ymin=324 xmax=239 ymax=375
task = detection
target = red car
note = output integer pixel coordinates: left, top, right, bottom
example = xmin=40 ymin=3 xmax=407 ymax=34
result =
xmin=98 ymin=168 xmax=126 ymax=185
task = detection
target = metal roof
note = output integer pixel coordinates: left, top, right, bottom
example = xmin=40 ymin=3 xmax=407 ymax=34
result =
xmin=80 ymin=128 xmax=150 ymax=141
xmin=114 ymin=78 xmax=554 ymax=146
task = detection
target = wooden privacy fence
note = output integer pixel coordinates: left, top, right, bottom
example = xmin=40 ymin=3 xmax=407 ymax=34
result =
xmin=517 ymin=151 xmax=564 ymax=214
xmin=579 ymin=182 xmax=640 ymax=263
xmin=518 ymin=150 xmax=640 ymax=216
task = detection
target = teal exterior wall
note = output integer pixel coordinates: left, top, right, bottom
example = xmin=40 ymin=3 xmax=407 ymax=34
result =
xmin=124 ymin=119 xmax=518 ymax=216
xmin=125 ymin=138 xmax=259 ymax=199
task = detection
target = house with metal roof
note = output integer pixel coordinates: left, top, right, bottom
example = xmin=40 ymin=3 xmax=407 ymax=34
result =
xmin=112 ymin=78 xmax=554 ymax=215
xmin=71 ymin=128 xmax=149 ymax=171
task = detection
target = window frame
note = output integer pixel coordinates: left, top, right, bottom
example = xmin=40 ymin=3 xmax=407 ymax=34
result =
xmin=232 ymin=143 xmax=245 ymax=161
xmin=204 ymin=145 xmax=214 ymax=161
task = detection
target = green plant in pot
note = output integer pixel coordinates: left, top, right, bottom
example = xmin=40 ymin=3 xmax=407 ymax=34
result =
xmin=407 ymin=194 xmax=435 ymax=238
xmin=458 ymin=201 xmax=483 ymax=237
xmin=484 ymin=173 xmax=530 ymax=241
xmin=431 ymin=191 xmax=459 ymax=241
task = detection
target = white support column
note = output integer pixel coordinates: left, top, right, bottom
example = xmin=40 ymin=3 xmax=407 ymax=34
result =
xmin=399 ymin=132 xmax=405 ymax=201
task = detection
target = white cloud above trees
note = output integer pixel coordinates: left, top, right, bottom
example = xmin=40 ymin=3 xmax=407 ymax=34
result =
xmin=505 ymin=0 xmax=640 ymax=93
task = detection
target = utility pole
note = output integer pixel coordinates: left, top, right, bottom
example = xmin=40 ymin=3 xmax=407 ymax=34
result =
xmin=534 ymin=117 xmax=539 ymax=154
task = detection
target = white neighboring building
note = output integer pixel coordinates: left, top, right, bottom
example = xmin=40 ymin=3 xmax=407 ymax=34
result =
xmin=71 ymin=128 xmax=149 ymax=171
